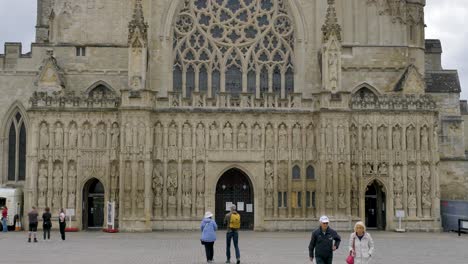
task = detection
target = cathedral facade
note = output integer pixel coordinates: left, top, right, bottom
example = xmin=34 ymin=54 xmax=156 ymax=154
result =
xmin=0 ymin=0 xmax=465 ymax=231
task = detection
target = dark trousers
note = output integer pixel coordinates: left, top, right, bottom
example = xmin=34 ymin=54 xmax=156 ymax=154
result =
xmin=59 ymin=222 xmax=66 ymax=240
xmin=226 ymin=231 xmax=240 ymax=260
xmin=203 ymin=242 xmax=214 ymax=261
xmin=315 ymin=256 xmax=333 ymax=264
xmin=43 ymin=226 xmax=51 ymax=240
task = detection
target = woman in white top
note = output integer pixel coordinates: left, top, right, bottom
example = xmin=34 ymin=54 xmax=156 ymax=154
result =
xmin=349 ymin=221 xmax=374 ymax=264
xmin=59 ymin=208 xmax=66 ymax=241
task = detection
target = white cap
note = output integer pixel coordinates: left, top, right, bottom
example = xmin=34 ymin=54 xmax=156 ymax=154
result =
xmin=319 ymin=215 xmax=329 ymax=223
xmin=204 ymin=211 xmax=213 ymax=218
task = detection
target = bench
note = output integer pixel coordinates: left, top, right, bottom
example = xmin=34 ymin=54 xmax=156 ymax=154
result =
xmin=458 ymin=219 xmax=468 ymax=236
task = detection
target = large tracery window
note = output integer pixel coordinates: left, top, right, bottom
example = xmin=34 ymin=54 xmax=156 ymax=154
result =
xmin=173 ymin=0 xmax=295 ymax=98
xmin=7 ymin=112 xmax=26 ymax=182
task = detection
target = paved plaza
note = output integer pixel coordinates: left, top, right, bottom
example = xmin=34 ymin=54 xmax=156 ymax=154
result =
xmin=0 ymin=230 xmax=467 ymax=264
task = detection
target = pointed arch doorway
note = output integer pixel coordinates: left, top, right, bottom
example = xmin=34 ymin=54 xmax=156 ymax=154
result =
xmin=215 ymin=168 xmax=254 ymax=230
xmin=365 ymin=181 xmax=386 ymax=230
xmin=82 ymin=178 xmax=105 ymax=229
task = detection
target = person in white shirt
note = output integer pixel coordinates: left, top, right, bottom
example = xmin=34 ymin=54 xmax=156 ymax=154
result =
xmin=59 ymin=208 xmax=66 ymax=241
xmin=348 ymin=221 xmax=374 ymax=264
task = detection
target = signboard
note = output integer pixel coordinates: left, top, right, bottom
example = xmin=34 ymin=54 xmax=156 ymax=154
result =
xmin=237 ymin=202 xmax=244 ymax=211
xmin=246 ymin=204 xmax=253 ymax=213
xmin=462 ymin=221 xmax=468 ymax=229
xmin=66 ymin=209 xmax=75 ymax=216
xmin=225 ymin=202 xmax=233 ymax=211
xmin=396 ymin=210 xmax=405 ymax=218
xmin=107 ymin=202 xmax=115 ymax=229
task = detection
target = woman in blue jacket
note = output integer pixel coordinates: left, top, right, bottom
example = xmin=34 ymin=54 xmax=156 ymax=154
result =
xmin=201 ymin=211 xmax=217 ymax=263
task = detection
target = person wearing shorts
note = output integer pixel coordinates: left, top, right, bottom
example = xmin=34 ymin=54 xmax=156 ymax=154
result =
xmin=28 ymin=206 xmax=39 ymax=243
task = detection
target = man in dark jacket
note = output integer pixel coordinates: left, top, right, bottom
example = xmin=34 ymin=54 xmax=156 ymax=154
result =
xmin=308 ymin=215 xmax=341 ymax=264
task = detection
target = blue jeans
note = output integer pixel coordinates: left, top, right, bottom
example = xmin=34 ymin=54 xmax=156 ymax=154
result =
xmin=2 ymin=218 xmax=7 ymax=232
xmin=226 ymin=231 xmax=240 ymax=260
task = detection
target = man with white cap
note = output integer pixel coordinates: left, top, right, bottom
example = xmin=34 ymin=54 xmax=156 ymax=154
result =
xmin=308 ymin=215 xmax=341 ymax=264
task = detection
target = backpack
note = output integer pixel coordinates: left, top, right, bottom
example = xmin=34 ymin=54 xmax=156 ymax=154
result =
xmin=229 ymin=213 xmax=241 ymax=229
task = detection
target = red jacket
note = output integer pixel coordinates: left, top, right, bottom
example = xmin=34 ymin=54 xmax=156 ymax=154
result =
xmin=1 ymin=208 xmax=7 ymax=218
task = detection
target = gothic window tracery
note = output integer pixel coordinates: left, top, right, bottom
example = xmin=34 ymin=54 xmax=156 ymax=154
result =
xmin=173 ymin=0 xmax=295 ymax=98
xmin=7 ymin=111 xmax=26 ymax=182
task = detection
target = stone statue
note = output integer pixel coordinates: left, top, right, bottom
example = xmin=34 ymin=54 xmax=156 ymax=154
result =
xmin=326 ymin=163 xmax=333 ymax=193
xmin=325 ymin=193 xmax=334 ymax=209
xmin=265 ymin=162 xmax=274 ymax=194
xmin=196 ymin=124 xmax=205 ymax=148
xmin=182 ymin=163 xmax=192 ymax=193
xmin=420 ymin=126 xmax=429 ymax=151
xmin=110 ymin=123 xmax=120 ymax=149
xmin=223 ymin=123 xmax=233 ymax=149
xmin=68 ymin=123 xmax=78 ymax=148
xmin=406 ymin=126 xmax=415 ymax=150
xmin=82 ymin=123 xmax=92 ymax=148
xmin=278 ymin=125 xmax=287 ymax=149
xmin=378 ymin=163 xmax=388 ymax=175
xmin=209 ymin=124 xmax=218 ymax=148
xmin=55 ymin=123 xmax=64 ymax=147
xmin=394 ymin=192 xmax=403 ymax=209
xmin=325 ymin=125 xmax=333 ymax=153
xmin=407 ymin=164 xmax=416 ymax=193
xmin=167 ymin=163 xmax=178 ymax=192
xmin=196 ymin=164 xmax=205 ymax=194
xmin=393 ymin=165 xmax=403 ymax=193
xmin=38 ymin=164 xmax=48 ymax=207
xmin=422 ymin=193 xmax=432 ymax=209
xmin=265 ymin=126 xmax=274 ymax=148
xmin=67 ymin=163 xmax=77 ymax=208
xmin=252 ymin=124 xmax=262 ymax=149
xmin=363 ymin=126 xmax=372 ymax=149
xmin=152 ymin=163 xmax=163 ymax=193
xmin=292 ymin=125 xmax=301 ymax=148
xmin=169 ymin=124 xmax=177 ymax=147
xmin=40 ymin=123 xmax=49 ymax=149
xmin=154 ymin=123 xmax=163 ymax=147
xmin=53 ymin=164 xmax=63 ymax=208
xmin=338 ymin=163 xmax=345 ymax=191
xmin=337 ymin=126 xmax=345 ymax=153
xmin=237 ymin=124 xmax=247 ymax=149
xmin=408 ymin=194 xmax=417 ymax=209
xmin=183 ymin=193 xmax=192 ymax=207
xmin=351 ymin=165 xmax=358 ymax=191
xmin=392 ymin=127 xmax=401 ymax=150
xmin=137 ymin=123 xmax=145 ymax=149
xmin=137 ymin=162 xmax=145 ymax=190
xmin=421 ymin=165 xmax=431 ymax=193
xmin=338 ymin=192 xmax=346 ymax=209
xmin=307 ymin=126 xmax=315 ymax=148
xmin=97 ymin=124 xmax=106 ymax=148
xmin=328 ymin=53 xmax=338 ymax=91
xmin=183 ymin=124 xmax=192 ymax=148
xmin=124 ymin=162 xmax=132 ymax=191
xmin=377 ymin=126 xmax=386 ymax=150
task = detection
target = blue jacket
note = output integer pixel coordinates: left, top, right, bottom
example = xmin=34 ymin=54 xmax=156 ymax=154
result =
xmin=200 ymin=218 xmax=217 ymax=242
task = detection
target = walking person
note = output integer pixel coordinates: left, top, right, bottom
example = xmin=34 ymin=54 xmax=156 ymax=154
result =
xmin=200 ymin=211 xmax=218 ymax=263
xmin=308 ymin=215 xmax=341 ymax=264
xmin=27 ymin=206 xmax=39 ymax=243
xmin=42 ymin=207 xmax=52 ymax=240
xmin=59 ymin=208 xmax=66 ymax=241
xmin=1 ymin=206 xmax=7 ymax=232
xmin=348 ymin=221 xmax=374 ymax=264
xmin=224 ymin=205 xmax=241 ymax=264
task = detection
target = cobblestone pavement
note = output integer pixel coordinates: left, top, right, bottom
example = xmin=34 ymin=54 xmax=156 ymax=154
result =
xmin=0 ymin=230 xmax=467 ymax=264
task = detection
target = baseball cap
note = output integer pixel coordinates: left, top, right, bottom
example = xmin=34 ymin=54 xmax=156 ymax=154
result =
xmin=319 ymin=215 xmax=329 ymax=223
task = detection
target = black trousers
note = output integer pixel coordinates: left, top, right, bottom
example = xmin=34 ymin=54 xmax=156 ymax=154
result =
xmin=59 ymin=222 xmax=66 ymax=240
xmin=43 ymin=226 xmax=51 ymax=240
xmin=203 ymin=242 xmax=215 ymax=261
xmin=315 ymin=256 xmax=333 ymax=264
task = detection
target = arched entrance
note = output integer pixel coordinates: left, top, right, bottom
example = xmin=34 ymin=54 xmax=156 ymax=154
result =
xmin=365 ymin=181 xmax=386 ymax=230
xmin=215 ymin=168 xmax=254 ymax=230
xmin=82 ymin=178 xmax=105 ymax=229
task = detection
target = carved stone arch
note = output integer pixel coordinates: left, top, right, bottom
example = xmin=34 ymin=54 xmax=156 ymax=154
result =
xmin=362 ymin=178 xmax=388 ymax=197
xmin=1 ymin=101 xmax=29 ymax=138
xmin=84 ymin=80 xmax=118 ymax=97
xmin=213 ymin=164 xmax=257 ymax=196
xmin=351 ymin=82 xmax=382 ymax=96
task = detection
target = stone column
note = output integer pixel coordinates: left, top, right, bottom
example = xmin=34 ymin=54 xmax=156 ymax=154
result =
xmin=177 ymin=122 xmax=182 ymax=217
xmin=162 ymin=124 xmax=168 ymax=218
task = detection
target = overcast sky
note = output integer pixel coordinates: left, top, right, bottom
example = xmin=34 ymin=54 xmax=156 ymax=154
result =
xmin=1 ymin=0 xmax=467 ymax=99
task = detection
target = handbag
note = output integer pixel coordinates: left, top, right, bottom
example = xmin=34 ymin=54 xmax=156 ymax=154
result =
xmin=346 ymin=235 xmax=355 ymax=264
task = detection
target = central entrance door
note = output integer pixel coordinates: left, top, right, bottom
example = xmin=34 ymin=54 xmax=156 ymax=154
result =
xmin=83 ymin=178 xmax=104 ymax=229
xmin=365 ymin=181 xmax=386 ymax=230
xmin=215 ymin=168 xmax=254 ymax=230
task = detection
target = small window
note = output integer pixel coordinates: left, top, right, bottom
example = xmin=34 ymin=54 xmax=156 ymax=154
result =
xmin=76 ymin=47 xmax=86 ymax=56
xmin=278 ymin=192 xmax=282 ymax=208
xmin=306 ymin=166 xmax=315 ymax=180
xmin=292 ymin=165 xmax=301 ymax=179
xmin=283 ymin=192 xmax=287 ymax=208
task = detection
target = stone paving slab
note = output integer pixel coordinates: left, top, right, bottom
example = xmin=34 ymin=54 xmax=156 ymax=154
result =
xmin=0 ymin=231 xmax=467 ymax=264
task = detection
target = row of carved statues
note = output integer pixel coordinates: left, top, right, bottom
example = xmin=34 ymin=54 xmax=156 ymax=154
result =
xmin=36 ymin=119 xmax=435 ymax=153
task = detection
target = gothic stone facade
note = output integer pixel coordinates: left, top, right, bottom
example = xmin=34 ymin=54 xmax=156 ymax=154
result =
xmin=0 ymin=0 xmax=465 ymax=231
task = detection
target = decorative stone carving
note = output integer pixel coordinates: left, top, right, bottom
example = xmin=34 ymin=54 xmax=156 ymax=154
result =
xmin=68 ymin=122 xmax=78 ymax=148
xmin=237 ymin=123 xmax=247 ymax=149
xmin=67 ymin=163 xmax=77 ymax=208
xmin=393 ymin=165 xmax=403 ymax=193
xmin=420 ymin=126 xmax=429 ymax=151
xmin=278 ymin=124 xmax=287 ymax=149
xmin=363 ymin=125 xmax=372 ymax=150
xmin=338 ymin=163 xmax=345 ymax=191
xmin=168 ymin=123 xmax=178 ymax=147
xmin=109 ymin=162 xmax=119 ymax=202
xmin=406 ymin=126 xmax=416 ymax=150
xmin=209 ymin=123 xmax=218 ymax=149
xmin=326 ymin=163 xmax=333 ymax=193
xmin=223 ymin=123 xmax=233 ymax=149
xmin=252 ymin=124 xmax=262 ymax=150
xmin=182 ymin=163 xmax=192 ymax=193
xmin=38 ymin=163 xmax=48 ymax=208
xmin=110 ymin=123 xmax=120 ymax=149
xmin=167 ymin=163 xmax=178 ymax=195
xmin=350 ymin=126 xmax=358 ymax=151
xmin=55 ymin=123 xmax=64 ymax=147
xmin=407 ymin=164 xmax=416 ymax=193
xmin=40 ymin=122 xmax=49 ymax=149
xmin=392 ymin=126 xmax=401 ymax=150
xmin=377 ymin=126 xmax=387 ymax=150
xmin=196 ymin=163 xmax=205 ymax=195
xmin=421 ymin=164 xmax=431 ymax=193
xmin=337 ymin=126 xmax=345 ymax=153
xmin=292 ymin=125 xmax=301 ymax=149
xmin=154 ymin=123 xmax=163 ymax=147
xmin=82 ymin=123 xmax=92 ymax=148
xmin=278 ymin=163 xmax=288 ymax=191
xmin=97 ymin=123 xmax=106 ymax=148
xmin=338 ymin=192 xmax=346 ymax=209
xmin=265 ymin=125 xmax=274 ymax=149
xmin=196 ymin=123 xmax=205 ymax=148
xmin=325 ymin=124 xmax=333 ymax=153
xmin=52 ymin=163 xmax=63 ymax=209
xmin=152 ymin=162 xmax=163 ymax=208
xmin=182 ymin=123 xmax=192 ymax=148
xmin=265 ymin=162 xmax=274 ymax=194
xmin=378 ymin=163 xmax=388 ymax=176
